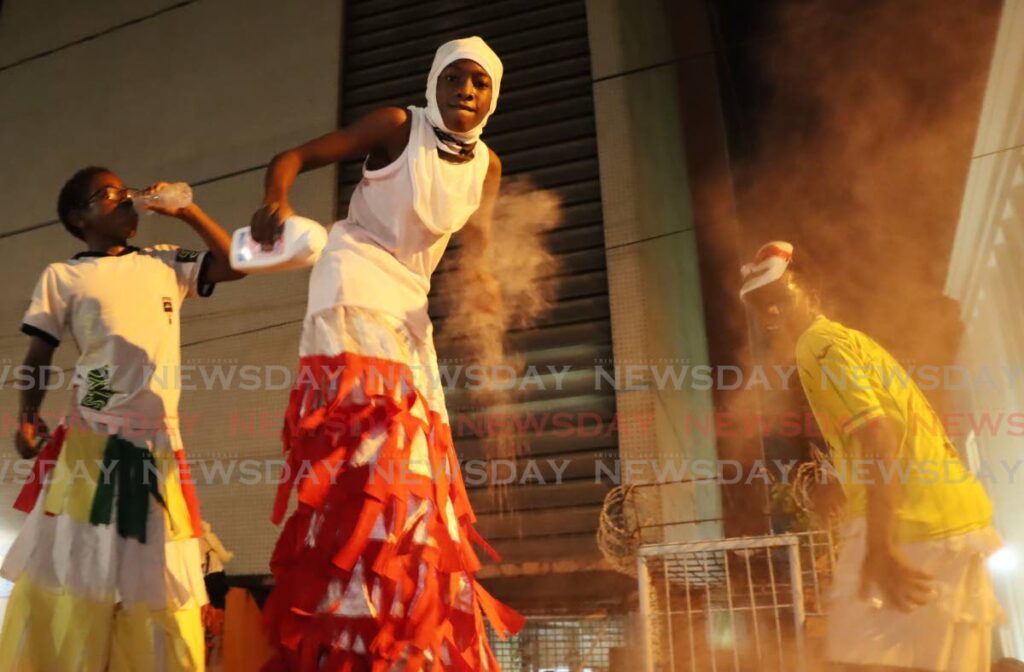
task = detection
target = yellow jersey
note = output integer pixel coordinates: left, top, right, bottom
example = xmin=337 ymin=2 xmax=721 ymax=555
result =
xmin=796 ymin=316 xmax=991 ymax=542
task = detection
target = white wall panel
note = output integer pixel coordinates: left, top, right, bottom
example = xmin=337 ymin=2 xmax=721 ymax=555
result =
xmin=0 ymin=0 xmax=340 ymax=233
xmin=181 ymin=322 xmax=303 ymax=575
xmin=0 ymin=0 xmax=184 ymax=67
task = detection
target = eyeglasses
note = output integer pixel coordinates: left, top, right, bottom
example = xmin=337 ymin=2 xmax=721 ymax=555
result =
xmin=86 ymin=186 xmax=139 ymax=206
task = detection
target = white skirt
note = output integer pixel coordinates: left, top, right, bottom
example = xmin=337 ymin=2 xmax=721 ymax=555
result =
xmin=0 ymin=418 xmax=207 ymax=611
xmin=826 ymin=519 xmax=1004 ymax=671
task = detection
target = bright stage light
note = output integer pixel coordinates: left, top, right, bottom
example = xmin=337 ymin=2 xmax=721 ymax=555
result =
xmin=988 ymin=546 xmax=1019 ymax=575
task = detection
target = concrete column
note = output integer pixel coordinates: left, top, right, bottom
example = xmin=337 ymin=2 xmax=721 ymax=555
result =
xmin=586 ymin=0 xmax=722 ymax=545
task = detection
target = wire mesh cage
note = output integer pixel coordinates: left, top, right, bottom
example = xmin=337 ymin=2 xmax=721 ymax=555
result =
xmin=636 ymin=530 xmax=837 ymax=672
xmin=489 ymin=614 xmax=629 ymax=672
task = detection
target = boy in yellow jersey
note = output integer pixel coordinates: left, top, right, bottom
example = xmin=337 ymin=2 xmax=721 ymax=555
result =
xmin=740 ymin=241 xmax=1002 ymax=672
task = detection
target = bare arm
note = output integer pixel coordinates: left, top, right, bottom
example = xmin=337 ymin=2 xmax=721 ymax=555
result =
xmin=14 ymin=336 xmax=56 ymax=458
xmin=853 ymin=416 xmax=933 ymax=610
xmin=176 ymin=204 xmax=244 ymax=283
xmin=251 ymin=107 xmax=411 ymax=244
xmin=857 ymin=417 xmax=901 ymax=553
xmin=145 ymin=185 xmax=244 ymax=284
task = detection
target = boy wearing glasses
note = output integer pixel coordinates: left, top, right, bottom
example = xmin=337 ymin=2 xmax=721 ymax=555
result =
xmin=0 ymin=166 xmax=242 ymax=671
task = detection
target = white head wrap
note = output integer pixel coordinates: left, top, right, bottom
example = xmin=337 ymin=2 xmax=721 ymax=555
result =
xmin=739 ymin=241 xmax=794 ymax=299
xmin=424 ymin=36 xmax=503 ymax=143
xmin=407 ymin=37 xmax=502 ymax=236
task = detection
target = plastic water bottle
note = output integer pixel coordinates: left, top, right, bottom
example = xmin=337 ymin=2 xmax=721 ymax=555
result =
xmin=132 ymin=182 xmax=193 ymax=213
xmin=229 ymin=215 xmax=327 ymax=274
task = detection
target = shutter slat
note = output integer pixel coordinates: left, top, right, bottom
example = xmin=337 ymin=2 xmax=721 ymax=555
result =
xmin=346 ymin=37 xmax=591 ymax=89
xmin=456 ymin=425 xmax=617 ymax=460
xmin=348 ymin=0 xmax=551 ymax=40
xmin=468 ymin=480 xmax=612 ymax=514
xmin=346 ymin=12 xmax=587 ymax=71
xmin=475 ymin=503 xmax=606 ymax=540
xmin=346 ymin=55 xmax=592 ymax=109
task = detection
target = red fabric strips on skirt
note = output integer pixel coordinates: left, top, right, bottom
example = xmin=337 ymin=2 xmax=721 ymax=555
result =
xmin=263 ymin=352 xmax=523 ymax=671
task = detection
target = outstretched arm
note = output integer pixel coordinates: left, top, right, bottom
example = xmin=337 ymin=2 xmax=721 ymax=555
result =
xmin=251 ymin=107 xmax=411 ymax=245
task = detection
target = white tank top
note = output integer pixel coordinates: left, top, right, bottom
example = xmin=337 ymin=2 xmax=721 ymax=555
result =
xmin=306 ymin=107 xmax=490 ymax=338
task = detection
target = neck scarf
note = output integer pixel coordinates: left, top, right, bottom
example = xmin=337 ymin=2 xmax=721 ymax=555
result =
xmin=432 ymin=127 xmax=476 ymax=158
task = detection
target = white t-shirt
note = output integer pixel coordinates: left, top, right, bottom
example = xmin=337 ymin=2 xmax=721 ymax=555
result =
xmin=21 ymin=245 xmax=213 ymax=431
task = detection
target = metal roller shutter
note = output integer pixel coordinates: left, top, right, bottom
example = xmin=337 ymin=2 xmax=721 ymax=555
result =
xmin=339 ymin=0 xmax=617 ymax=570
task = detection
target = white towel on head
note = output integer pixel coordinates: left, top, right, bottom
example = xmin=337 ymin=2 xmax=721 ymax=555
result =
xmin=739 ymin=240 xmax=794 ymax=299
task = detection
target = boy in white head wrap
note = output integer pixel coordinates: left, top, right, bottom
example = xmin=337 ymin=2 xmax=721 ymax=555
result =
xmin=741 ymin=242 xmax=1002 ymax=671
xmin=248 ymin=37 xmax=523 ymax=671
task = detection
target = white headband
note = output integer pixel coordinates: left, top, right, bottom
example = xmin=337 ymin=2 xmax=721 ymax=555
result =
xmin=739 ymin=241 xmax=794 ymax=299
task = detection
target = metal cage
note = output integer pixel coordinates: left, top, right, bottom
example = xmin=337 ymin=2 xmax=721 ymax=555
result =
xmin=488 ymin=614 xmax=628 ymax=672
xmin=636 ymin=531 xmax=837 ymax=672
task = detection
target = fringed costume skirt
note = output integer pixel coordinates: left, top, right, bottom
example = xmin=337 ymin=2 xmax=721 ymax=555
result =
xmin=262 ymin=305 xmax=522 ymax=671
xmin=0 ymin=413 xmax=208 ymax=671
